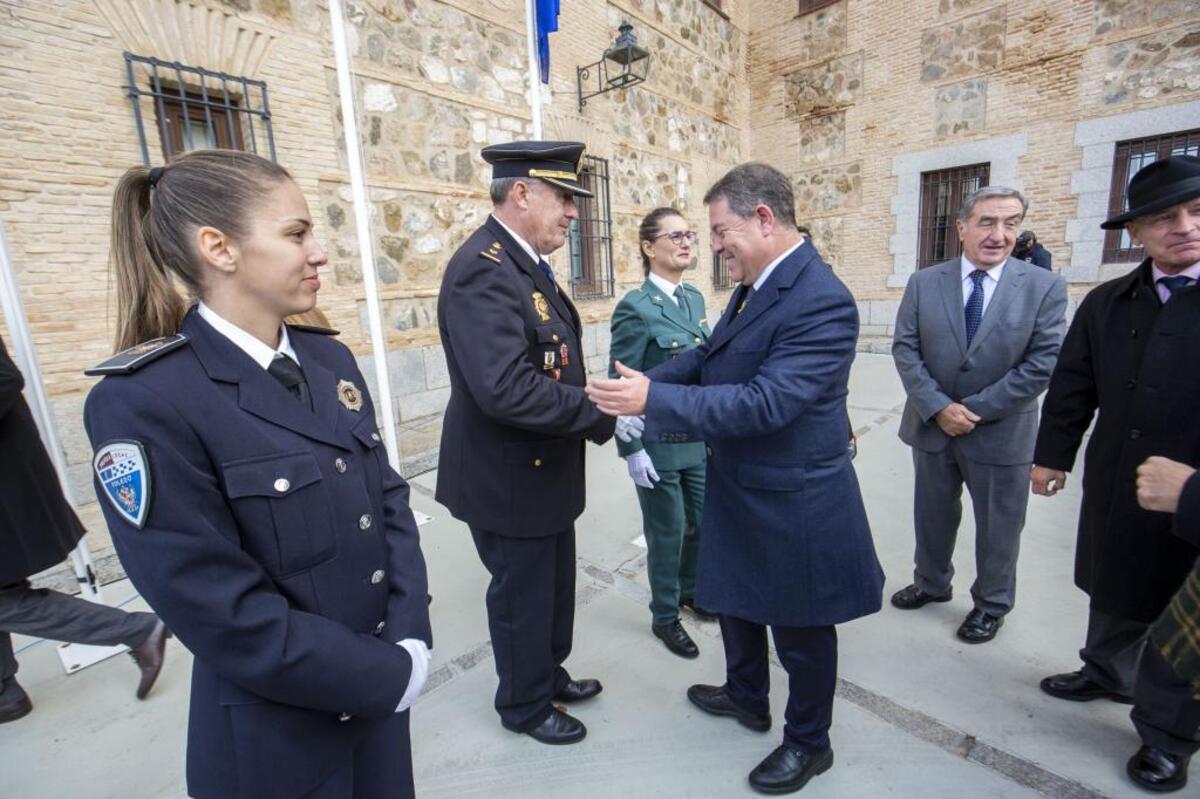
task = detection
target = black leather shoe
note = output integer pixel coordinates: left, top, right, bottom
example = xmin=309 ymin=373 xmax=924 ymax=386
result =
xmin=554 ymin=678 xmax=602 ymax=703
xmin=890 ymin=584 xmax=952 ymax=610
xmin=131 ymin=620 xmax=171 ymax=700
xmin=956 ymin=609 xmax=1004 ymax=643
xmin=521 ymin=707 xmax=587 ymax=745
xmin=748 ymin=745 xmax=834 ymax=794
xmin=0 ymin=677 xmax=32 ymax=724
xmin=653 ymin=620 xmax=700 ymax=659
xmin=1127 ymin=745 xmax=1190 ymax=793
xmin=687 ymin=684 xmax=771 ymax=732
xmin=680 ymin=597 xmax=718 ymax=621
xmin=1039 ymin=671 xmax=1134 ymax=704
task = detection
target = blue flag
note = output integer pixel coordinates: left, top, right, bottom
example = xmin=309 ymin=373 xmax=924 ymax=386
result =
xmin=536 ymin=0 xmax=559 ymax=85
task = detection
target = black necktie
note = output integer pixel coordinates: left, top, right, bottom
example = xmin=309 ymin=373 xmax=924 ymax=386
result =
xmin=538 ymin=259 xmax=557 ymax=291
xmin=736 ymin=285 xmax=755 ymax=315
xmin=268 ymin=354 xmax=312 ymax=410
xmin=1159 ymin=275 xmax=1194 ymax=302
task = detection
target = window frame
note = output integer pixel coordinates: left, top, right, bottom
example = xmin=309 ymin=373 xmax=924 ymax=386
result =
xmin=916 ymin=162 xmax=990 ymax=270
xmin=712 ymin=252 xmax=734 ymax=290
xmin=1102 ymin=128 xmax=1200 ymax=264
xmin=797 ymin=0 xmax=840 ymax=16
xmin=568 ymin=156 xmax=615 ymax=300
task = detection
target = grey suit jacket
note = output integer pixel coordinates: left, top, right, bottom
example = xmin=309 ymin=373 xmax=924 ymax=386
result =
xmin=892 ymin=257 xmax=1067 ymax=465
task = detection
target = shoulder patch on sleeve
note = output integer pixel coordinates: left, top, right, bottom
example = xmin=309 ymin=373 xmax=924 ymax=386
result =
xmin=94 ymin=440 xmax=151 ymax=528
xmin=480 ymin=250 xmax=502 ymax=264
xmin=85 ymin=334 xmax=189 ymax=376
xmin=287 ymin=323 xmax=341 ymax=336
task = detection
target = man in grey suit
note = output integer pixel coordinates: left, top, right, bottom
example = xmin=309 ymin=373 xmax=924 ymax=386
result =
xmin=891 ymin=186 xmax=1067 ymax=643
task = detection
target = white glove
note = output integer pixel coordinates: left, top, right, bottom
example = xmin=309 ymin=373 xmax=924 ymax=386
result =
xmin=616 ymin=414 xmax=645 ymax=443
xmin=626 ymin=449 xmax=660 ymax=489
xmin=395 ymin=639 xmax=431 ymax=712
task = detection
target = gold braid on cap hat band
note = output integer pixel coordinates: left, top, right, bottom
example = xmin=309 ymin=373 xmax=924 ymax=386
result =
xmin=528 ymin=169 xmax=579 ymax=181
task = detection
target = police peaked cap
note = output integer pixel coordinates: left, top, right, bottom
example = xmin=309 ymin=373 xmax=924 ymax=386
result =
xmin=482 ymin=141 xmax=594 ymax=198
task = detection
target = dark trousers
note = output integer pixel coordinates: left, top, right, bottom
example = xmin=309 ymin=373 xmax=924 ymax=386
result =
xmin=0 ymin=579 xmax=157 ymax=683
xmin=1080 ymin=605 xmax=1200 ymax=756
xmin=470 ymin=526 xmax=576 ymax=731
xmin=912 ymin=445 xmax=1028 ymax=615
xmin=635 ymin=462 xmax=705 ymax=625
xmin=304 ymin=711 xmax=414 ymax=799
xmin=719 ymin=613 xmax=837 ymax=753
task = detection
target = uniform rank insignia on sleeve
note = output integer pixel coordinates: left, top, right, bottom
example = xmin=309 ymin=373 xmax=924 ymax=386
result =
xmin=94 ymin=440 xmax=151 ymax=529
xmin=84 ymin=334 xmax=188 ymax=376
xmin=531 ymin=291 xmax=552 ymax=322
xmin=480 ymin=241 xmax=503 ymax=264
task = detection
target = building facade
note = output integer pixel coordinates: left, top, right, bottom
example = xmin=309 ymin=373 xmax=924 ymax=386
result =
xmin=1 ymin=0 xmax=1197 ymax=577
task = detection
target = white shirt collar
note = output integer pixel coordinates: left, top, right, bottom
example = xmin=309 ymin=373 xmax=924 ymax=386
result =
xmin=646 ymin=271 xmax=683 ymax=303
xmin=197 ymin=302 xmax=298 ymax=370
xmin=752 ymin=240 xmax=804 ymax=292
xmin=960 ymin=255 xmax=1005 ymax=282
xmin=491 ymin=214 xmax=541 ymax=265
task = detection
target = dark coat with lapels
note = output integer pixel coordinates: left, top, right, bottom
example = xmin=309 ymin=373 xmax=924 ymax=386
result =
xmin=436 ymin=215 xmax=615 ymax=538
xmin=1034 ymin=260 xmax=1200 ymax=622
xmin=84 ymin=310 xmax=431 ymax=799
xmin=608 ymin=277 xmax=710 ymax=471
xmin=642 ymin=240 xmax=884 ymax=627
xmin=0 ymin=335 xmax=86 ymax=585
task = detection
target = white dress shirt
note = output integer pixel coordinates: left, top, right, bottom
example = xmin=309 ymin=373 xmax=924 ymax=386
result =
xmin=960 ymin=256 xmax=1005 ymax=316
xmin=647 ymin=271 xmax=683 ymax=304
xmin=491 ymin=214 xmax=542 ymax=263
xmin=753 ymin=240 xmax=805 ymax=292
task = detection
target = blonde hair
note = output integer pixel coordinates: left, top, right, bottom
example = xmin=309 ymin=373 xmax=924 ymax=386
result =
xmin=108 ymin=150 xmax=292 ymax=351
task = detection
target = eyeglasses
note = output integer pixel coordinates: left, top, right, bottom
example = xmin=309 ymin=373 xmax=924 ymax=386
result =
xmin=654 ymin=231 xmax=698 ymax=246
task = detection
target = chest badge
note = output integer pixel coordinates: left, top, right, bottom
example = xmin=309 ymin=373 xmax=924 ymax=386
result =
xmin=94 ymin=440 xmax=151 ymax=529
xmin=337 ymin=379 xmax=364 ymax=412
xmin=532 ymin=291 xmax=552 ymax=322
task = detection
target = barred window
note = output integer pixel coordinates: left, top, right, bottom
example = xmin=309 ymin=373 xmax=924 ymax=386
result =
xmin=1103 ymin=128 xmax=1200 ymax=264
xmin=568 ymin=156 xmax=615 ymax=300
xmin=917 ymin=162 xmax=990 ymax=269
xmin=798 ymin=0 xmax=840 ymax=16
xmin=712 ymin=253 xmax=734 ymax=290
xmin=124 ymin=52 xmax=276 ymax=165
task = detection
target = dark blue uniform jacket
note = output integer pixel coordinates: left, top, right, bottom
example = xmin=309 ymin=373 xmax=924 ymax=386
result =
xmin=84 ymin=310 xmax=431 ymax=798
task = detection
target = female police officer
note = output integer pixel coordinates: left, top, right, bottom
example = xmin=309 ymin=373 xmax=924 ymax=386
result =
xmin=84 ymin=150 xmax=432 ymax=799
xmin=608 ymin=207 xmax=712 ymax=658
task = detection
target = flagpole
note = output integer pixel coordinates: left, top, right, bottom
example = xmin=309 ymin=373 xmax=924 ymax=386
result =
xmin=524 ymin=0 xmax=543 ymax=138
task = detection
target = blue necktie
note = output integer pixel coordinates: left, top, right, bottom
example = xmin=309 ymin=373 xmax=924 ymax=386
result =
xmin=538 ymin=259 xmax=556 ymax=287
xmin=964 ymin=270 xmax=988 ymax=346
xmin=1158 ymin=275 xmax=1193 ymax=301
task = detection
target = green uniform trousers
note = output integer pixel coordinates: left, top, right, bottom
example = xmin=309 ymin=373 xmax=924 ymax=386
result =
xmin=636 ymin=461 xmax=706 ymax=625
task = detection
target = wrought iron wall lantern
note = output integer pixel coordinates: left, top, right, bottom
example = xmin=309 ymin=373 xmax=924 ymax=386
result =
xmin=576 ymin=22 xmax=650 ymax=112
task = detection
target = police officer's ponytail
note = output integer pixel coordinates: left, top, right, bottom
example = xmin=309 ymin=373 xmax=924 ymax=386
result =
xmin=638 ymin=206 xmax=685 ymax=276
xmin=109 ymin=150 xmax=292 ymax=351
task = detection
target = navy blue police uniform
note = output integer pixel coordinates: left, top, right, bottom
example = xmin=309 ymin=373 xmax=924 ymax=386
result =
xmin=84 ymin=309 xmax=432 ymax=799
xmin=436 ymin=142 xmax=615 ymax=733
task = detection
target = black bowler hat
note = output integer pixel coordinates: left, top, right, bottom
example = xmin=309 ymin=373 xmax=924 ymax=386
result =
xmin=1102 ymin=155 xmax=1200 ymax=229
xmin=481 ymin=140 xmax=594 ymax=198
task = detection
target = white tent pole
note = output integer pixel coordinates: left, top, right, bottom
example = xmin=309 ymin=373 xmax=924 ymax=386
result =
xmin=328 ymin=0 xmax=402 ymax=470
xmin=0 ymin=218 xmax=102 ymax=602
xmin=524 ymin=0 xmax=544 ymax=138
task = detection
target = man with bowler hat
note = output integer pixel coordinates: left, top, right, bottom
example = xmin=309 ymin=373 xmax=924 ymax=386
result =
xmin=1032 ymin=155 xmax=1200 ymax=792
xmin=436 ymin=141 xmax=616 ymax=744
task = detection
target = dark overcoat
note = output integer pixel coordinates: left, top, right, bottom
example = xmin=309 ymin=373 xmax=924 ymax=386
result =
xmin=0 ymin=335 xmax=85 ymax=586
xmin=642 ymin=241 xmax=884 ymax=627
xmin=435 ymin=216 xmax=615 ymax=538
xmin=1034 ymin=260 xmax=1200 ymax=622
xmin=85 ymin=311 xmax=432 ymax=799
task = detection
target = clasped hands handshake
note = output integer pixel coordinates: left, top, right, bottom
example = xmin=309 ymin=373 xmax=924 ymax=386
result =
xmin=586 ymin=362 xmax=659 ymax=489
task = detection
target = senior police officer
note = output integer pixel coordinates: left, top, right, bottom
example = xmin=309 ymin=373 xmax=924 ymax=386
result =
xmin=436 ymin=141 xmax=617 ymax=745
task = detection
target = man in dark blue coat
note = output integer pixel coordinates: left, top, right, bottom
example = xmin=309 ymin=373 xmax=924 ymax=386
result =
xmin=436 ymin=141 xmax=616 ymax=745
xmin=587 ymin=162 xmax=884 ymax=794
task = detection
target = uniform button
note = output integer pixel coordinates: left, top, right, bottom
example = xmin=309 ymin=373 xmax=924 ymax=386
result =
xmin=694 ymin=337 xmax=701 ymax=343
xmin=552 ymin=334 xmax=560 ymax=342
xmin=335 ymin=458 xmax=348 ymax=473
xmin=1130 ymin=329 xmax=1138 ymax=338
xmin=1129 ymin=429 xmax=1142 ymax=440
xmin=359 ymin=513 xmax=373 ymax=530
xmin=371 ymin=432 xmax=381 ymax=442
xmin=1125 ymin=380 xmax=1137 ymax=390
xmin=534 ymin=458 xmax=543 ymax=467
xmin=374 ymin=621 xmax=386 ymax=636
xmin=672 ymin=340 xmax=678 ymax=347
xmin=338 ymin=712 xmax=352 ymax=722
xmin=273 ymin=478 xmax=290 ymax=493
xmin=370 ymin=569 xmax=385 ymax=584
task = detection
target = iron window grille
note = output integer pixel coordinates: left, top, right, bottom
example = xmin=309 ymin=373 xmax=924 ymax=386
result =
xmin=568 ymin=156 xmax=615 ymax=300
xmin=1103 ymin=128 xmax=1200 ymax=264
xmin=917 ymin=162 xmax=990 ymax=269
xmin=798 ymin=0 xmax=840 ymax=16
xmin=712 ymin=253 xmax=734 ymax=290
xmin=124 ymin=52 xmax=276 ymax=165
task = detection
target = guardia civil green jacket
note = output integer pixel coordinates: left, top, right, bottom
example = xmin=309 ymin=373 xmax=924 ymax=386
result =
xmin=608 ymin=277 xmax=710 ymax=471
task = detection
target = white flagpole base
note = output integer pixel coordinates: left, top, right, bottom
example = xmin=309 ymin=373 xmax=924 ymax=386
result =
xmin=56 ymin=642 xmax=129 ymax=675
